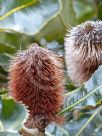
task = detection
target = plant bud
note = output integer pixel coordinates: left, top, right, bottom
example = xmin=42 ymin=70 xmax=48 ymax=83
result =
xmin=65 ymin=21 xmax=102 ymax=84
xmin=8 ymin=43 xmax=64 ymax=131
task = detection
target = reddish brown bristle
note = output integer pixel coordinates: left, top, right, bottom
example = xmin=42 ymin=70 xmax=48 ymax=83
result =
xmin=8 ymin=43 xmax=64 ymax=131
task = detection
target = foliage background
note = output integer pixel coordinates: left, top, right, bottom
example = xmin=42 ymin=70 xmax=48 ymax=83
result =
xmin=0 ymin=0 xmax=102 ymax=136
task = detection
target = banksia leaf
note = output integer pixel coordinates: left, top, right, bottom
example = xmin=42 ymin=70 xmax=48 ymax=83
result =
xmin=65 ymin=21 xmax=102 ymax=84
xmin=8 ymin=43 xmax=64 ymax=132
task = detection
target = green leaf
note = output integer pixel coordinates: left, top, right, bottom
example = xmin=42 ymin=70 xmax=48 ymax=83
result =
xmin=0 ymin=88 xmax=8 ymax=95
xmin=36 ymin=0 xmax=77 ymax=41
xmin=0 ymin=120 xmax=4 ymax=131
xmin=59 ymin=85 xmax=102 ymax=115
xmin=85 ymin=65 xmax=102 ymax=96
xmin=73 ymin=0 xmax=95 ymax=23
xmin=0 ymin=0 xmax=61 ymax=35
xmin=0 ymin=66 xmax=7 ymax=75
xmin=59 ymin=0 xmax=77 ymax=27
xmin=63 ymin=116 xmax=96 ymax=136
xmin=0 ymin=31 xmax=33 ymax=50
xmin=0 ymin=31 xmax=34 ymax=73
xmin=0 ymin=96 xmax=28 ymax=130
xmin=0 ymin=131 xmax=20 ymax=136
xmin=0 ymin=54 xmax=10 ymax=69
xmin=46 ymin=123 xmax=69 ymax=136
xmin=0 ymin=43 xmax=16 ymax=54
xmin=75 ymin=106 xmax=102 ymax=136
xmin=66 ymin=81 xmax=77 ymax=92
xmin=98 ymin=2 xmax=102 ymax=20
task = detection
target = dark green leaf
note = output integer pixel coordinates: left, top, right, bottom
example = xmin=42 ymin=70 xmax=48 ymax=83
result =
xmin=0 ymin=96 xmax=28 ymax=130
xmin=98 ymin=2 xmax=102 ymax=20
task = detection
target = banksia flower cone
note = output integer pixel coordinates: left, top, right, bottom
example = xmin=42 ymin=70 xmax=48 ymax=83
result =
xmin=8 ymin=43 xmax=64 ymax=132
xmin=65 ymin=21 xmax=102 ymax=84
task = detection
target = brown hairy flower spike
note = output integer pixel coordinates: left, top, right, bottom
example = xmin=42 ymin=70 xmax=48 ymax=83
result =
xmin=9 ymin=43 xmax=64 ymax=131
xmin=65 ymin=21 xmax=102 ymax=84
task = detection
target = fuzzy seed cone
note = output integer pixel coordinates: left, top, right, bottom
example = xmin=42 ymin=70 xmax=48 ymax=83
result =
xmin=65 ymin=21 xmax=102 ymax=84
xmin=8 ymin=43 xmax=64 ymax=131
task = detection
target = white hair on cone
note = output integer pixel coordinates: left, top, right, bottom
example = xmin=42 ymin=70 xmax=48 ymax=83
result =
xmin=65 ymin=21 xmax=102 ymax=84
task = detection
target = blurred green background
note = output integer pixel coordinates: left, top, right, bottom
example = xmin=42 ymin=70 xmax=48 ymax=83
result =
xmin=0 ymin=0 xmax=102 ymax=136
